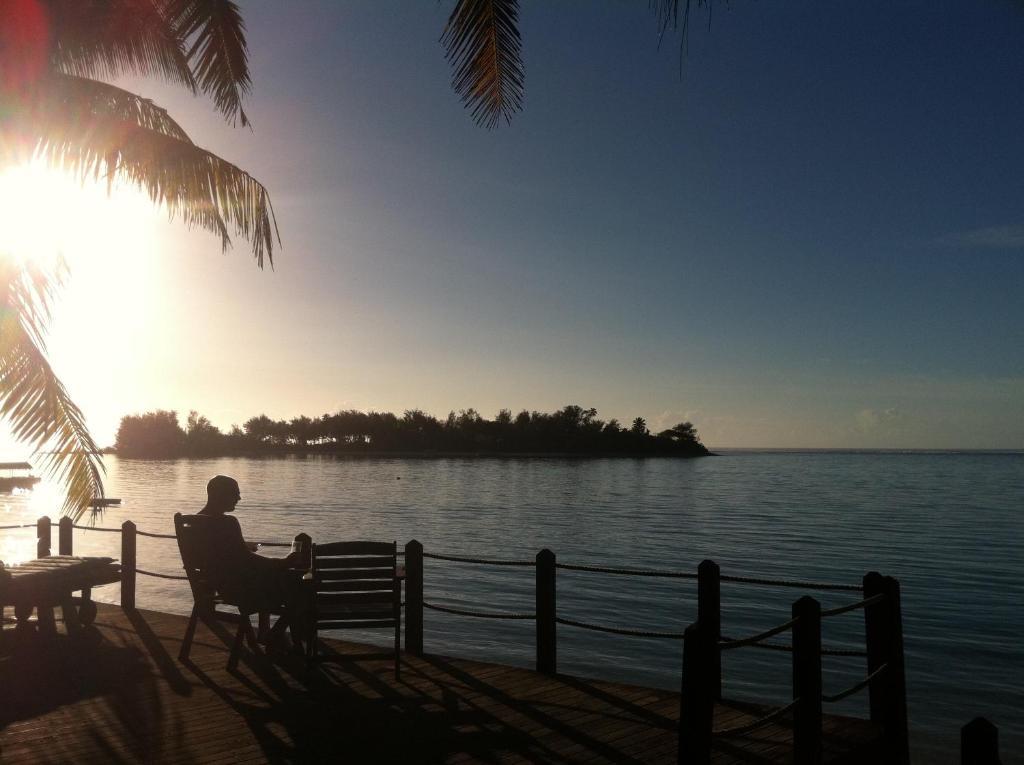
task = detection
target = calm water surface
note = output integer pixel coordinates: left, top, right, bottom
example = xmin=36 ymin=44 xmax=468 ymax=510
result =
xmin=1 ymin=452 xmax=1021 ymax=763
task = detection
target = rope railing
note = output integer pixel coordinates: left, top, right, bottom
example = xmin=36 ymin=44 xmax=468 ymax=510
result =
xmin=712 ymin=699 xmax=798 ymax=737
xmin=719 ymin=573 xmax=861 ymax=592
xmin=135 ymin=529 xmax=176 ymax=539
xmin=718 ymin=636 xmax=868 ymax=657
xmin=718 ymin=617 xmax=799 ymax=650
xmin=555 ymin=616 xmax=684 ymax=639
xmin=423 ymin=600 xmax=535 ymax=620
xmin=822 ymin=663 xmax=888 ymax=703
xmin=69 ymin=523 xmax=294 ymax=548
xmin=422 ymin=551 xmax=534 ymax=567
xmin=136 ymin=568 xmax=189 ymax=581
xmin=820 ymin=592 xmax=885 ymax=618
xmin=0 ymin=523 xmax=34 ymax=530
xmin=555 ymin=562 xmax=697 ymax=579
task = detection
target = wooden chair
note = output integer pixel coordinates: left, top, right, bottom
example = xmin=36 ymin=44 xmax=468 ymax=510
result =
xmin=173 ymin=512 xmax=282 ymax=670
xmin=306 ymin=541 xmax=401 ymax=678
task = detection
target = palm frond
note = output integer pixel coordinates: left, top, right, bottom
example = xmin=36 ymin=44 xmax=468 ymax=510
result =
xmin=442 ymin=0 xmax=524 ymax=129
xmin=165 ymin=0 xmax=251 ymax=127
xmin=649 ymin=0 xmax=715 ymax=51
xmin=43 ymin=0 xmax=194 ymax=90
xmin=23 ymin=100 xmax=278 ymax=267
xmin=39 ymin=74 xmax=194 ymax=143
xmin=0 ymin=260 xmax=104 ymax=520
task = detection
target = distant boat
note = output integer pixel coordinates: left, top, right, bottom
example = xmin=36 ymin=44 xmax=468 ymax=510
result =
xmin=0 ymin=462 xmax=40 ymax=492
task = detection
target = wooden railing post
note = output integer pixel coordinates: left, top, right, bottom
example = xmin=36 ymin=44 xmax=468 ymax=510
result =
xmin=121 ymin=520 xmax=136 ymax=610
xmin=405 ymin=540 xmax=423 ymax=656
xmin=863 ymin=572 xmax=887 ymax=722
xmin=961 ymin=717 xmax=1001 ymax=765
xmin=864 ymin=572 xmax=910 ymax=765
xmin=793 ymin=595 xmax=822 ymax=765
xmin=536 ymin=548 xmax=556 ymax=676
xmin=36 ymin=516 xmax=51 ymax=558
xmin=698 ymin=559 xmax=721 ymax=699
xmin=679 ymin=620 xmax=713 ymax=764
xmin=293 ymin=532 xmax=312 ymax=570
xmin=58 ymin=516 xmax=73 ymax=555
xmin=883 ymin=576 xmax=910 ymax=764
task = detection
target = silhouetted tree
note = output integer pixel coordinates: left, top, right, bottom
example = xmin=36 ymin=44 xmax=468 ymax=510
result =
xmin=658 ymin=421 xmax=702 ymax=446
xmin=116 ymin=405 xmax=709 ymax=458
xmin=185 ymin=410 xmax=223 ymax=455
xmin=244 ymin=414 xmax=276 ymax=444
xmin=115 ymin=411 xmax=186 ymax=458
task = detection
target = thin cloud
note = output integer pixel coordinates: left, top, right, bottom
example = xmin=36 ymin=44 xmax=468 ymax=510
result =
xmin=936 ymin=225 xmax=1024 ymax=250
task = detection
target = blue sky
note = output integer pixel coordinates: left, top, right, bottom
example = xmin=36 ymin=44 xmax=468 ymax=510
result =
xmin=18 ymin=0 xmax=1024 ymax=449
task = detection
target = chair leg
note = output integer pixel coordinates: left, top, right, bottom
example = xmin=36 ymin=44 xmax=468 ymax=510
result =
xmin=180 ymin=605 xmax=200 ymax=661
xmin=228 ymin=614 xmax=248 ymax=670
xmin=394 ymin=624 xmax=401 ymax=680
xmin=243 ymin=618 xmax=261 ymax=653
xmin=305 ymin=624 xmax=317 ymax=669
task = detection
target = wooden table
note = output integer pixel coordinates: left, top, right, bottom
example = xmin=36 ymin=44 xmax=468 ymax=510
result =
xmin=0 ymin=555 xmax=121 ymax=635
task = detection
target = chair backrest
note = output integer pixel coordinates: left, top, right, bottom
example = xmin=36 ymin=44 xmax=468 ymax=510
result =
xmin=310 ymin=541 xmax=399 ymax=629
xmin=173 ymin=512 xmax=218 ymax=607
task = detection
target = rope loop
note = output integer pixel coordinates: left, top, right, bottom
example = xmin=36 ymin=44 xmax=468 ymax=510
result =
xmin=718 ymin=637 xmax=867 ymax=657
xmin=713 ymin=699 xmax=798 ymax=737
xmin=422 ymin=552 xmax=534 ymax=567
xmin=70 ymin=524 xmax=121 ymax=532
xmin=135 ymin=530 xmax=177 ymax=539
xmin=423 ymin=601 xmax=535 ymax=620
xmin=555 ymin=616 xmax=684 ymax=639
xmin=719 ymin=617 xmax=799 ymax=650
xmin=555 ymin=562 xmax=697 ymax=579
xmin=820 ymin=593 xmax=885 ymax=618
xmin=719 ymin=574 xmax=861 ymax=592
xmin=822 ymin=663 xmax=888 ymax=703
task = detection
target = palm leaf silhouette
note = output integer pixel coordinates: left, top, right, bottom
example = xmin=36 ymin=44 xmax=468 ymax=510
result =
xmin=24 ymin=96 xmax=277 ymax=266
xmin=165 ymin=0 xmax=252 ymax=127
xmin=0 ymin=260 xmax=104 ymax=519
xmin=46 ymin=0 xmax=194 ymax=88
xmin=441 ymin=0 xmax=524 ymax=129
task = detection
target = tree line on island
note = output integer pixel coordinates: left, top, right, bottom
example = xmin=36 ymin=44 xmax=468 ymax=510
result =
xmin=113 ymin=406 xmax=709 ymax=458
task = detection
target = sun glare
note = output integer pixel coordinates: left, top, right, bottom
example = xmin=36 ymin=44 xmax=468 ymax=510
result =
xmin=0 ymin=160 xmax=161 ymax=447
xmin=0 ymin=161 xmax=155 ymax=272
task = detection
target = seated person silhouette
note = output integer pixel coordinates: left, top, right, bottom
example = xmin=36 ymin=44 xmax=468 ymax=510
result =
xmin=197 ymin=475 xmax=306 ymax=648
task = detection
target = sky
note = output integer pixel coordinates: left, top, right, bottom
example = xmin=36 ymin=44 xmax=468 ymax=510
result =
xmin=4 ymin=0 xmax=1024 ymax=450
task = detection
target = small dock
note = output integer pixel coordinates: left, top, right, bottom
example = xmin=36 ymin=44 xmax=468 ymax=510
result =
xmin=0 ymin=604 xmax=882 ymax=764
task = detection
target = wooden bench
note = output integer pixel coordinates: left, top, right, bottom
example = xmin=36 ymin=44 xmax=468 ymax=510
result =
xmin=0 ymin=555 xmax=121 ymax=635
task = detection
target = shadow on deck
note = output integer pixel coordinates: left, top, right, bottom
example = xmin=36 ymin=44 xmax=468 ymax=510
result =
xmin=0 ymin=604 xmax=881 ymax=764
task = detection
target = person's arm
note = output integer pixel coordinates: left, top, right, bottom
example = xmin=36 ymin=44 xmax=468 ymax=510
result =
xmin=217 ymin=516 xmax=253 ymax=560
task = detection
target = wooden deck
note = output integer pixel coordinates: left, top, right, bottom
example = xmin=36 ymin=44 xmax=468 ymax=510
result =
xmin=0 ymin=603 xmax=882 ymax=764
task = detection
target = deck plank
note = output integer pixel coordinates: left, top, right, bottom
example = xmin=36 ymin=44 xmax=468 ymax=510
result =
xmin=0 ymin=603 xmax=881 ymax=763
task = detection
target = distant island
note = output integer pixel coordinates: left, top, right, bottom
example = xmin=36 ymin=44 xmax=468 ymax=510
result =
xmin=112 ymin=406 xmax=710 ymax=459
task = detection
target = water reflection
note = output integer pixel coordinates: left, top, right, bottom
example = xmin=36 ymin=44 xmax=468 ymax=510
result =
xmin=0 ymin=452 xmax=1021 ymax=762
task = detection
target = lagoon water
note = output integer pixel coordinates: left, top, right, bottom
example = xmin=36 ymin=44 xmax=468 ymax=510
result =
xmin=1 ymin=451 xmax=1021 ymax=762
